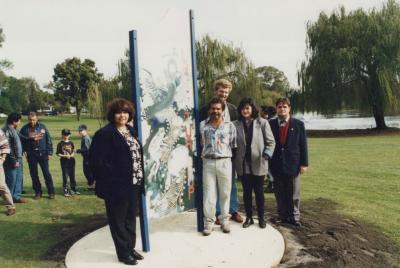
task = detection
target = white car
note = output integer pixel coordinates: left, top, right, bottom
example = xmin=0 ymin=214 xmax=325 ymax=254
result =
xmin=0 ymin=113 xmax=7 ymax=118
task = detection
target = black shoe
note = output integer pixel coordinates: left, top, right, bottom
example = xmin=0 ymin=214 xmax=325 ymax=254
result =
xmin=33 ymin=193 xmax=42 ymax=200
xmin=291 ymin=220 xmax=302 ymax=227
xmin=118 ymin=255 xmax=138 ymax=265
xmin=259 ymin=220 xmax=267 ymax=228
xmin=132 ymin=249 xmax=144 ymax=260
xmin=242 ymin=217 xmax=254 ymax=228
xmin=287 ymin=218 xmax=302 ymax=227
xmin=269 ymin=217 xmax=284 ymax=224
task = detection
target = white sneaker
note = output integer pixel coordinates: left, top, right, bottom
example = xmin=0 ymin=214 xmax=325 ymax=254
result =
xmin=203 ymin=224 xmax=213 ymax=236
xmin=221 ymin=222 xmax=231 ymax=233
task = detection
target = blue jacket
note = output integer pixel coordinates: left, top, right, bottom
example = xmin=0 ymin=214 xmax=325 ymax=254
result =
xmin=2 ymin=124 xmax=23 ymax=167
xmin=20 ymin=122 xmax=53 ymax=156
xmin=269 ymin=117 xmax=308 ymax=178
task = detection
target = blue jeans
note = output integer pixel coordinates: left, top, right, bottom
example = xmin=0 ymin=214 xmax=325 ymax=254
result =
xmin=5 ymin=159 xmax=23 ymax=201
xmin=27 ymin=152 xmax=55 ymax=195
xmin=216 ymin=172 xmax=239 ymax=215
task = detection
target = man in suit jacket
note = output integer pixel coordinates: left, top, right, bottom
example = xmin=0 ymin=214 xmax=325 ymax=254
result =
xmin=269 ymin=97 xmax=308 ymax=227
xmin=199 ymin=79 xmax=243 ymax=224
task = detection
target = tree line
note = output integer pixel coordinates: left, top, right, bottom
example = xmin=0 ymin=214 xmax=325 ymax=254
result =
xmin=2 ymin=0 xmax=400 ymax=129
xmin=2 ymin=31 xmax=289 ymax=122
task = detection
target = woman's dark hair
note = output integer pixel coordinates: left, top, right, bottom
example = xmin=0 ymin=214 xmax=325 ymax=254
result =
xmin=106 ymin=98 xmax=135 ymax=124
xmin=237 ymin=97 xmax=259 ymax=120
xmin=261 ymin=105 xmax=277 ymax=119
xmin=207 ymin=96 xmax=226 ymax=111
xmin=6 ymin=112 xmax=22 ymax=125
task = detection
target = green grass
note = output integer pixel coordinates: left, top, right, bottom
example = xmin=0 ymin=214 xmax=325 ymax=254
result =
xmin=0 ymin=115 xmax=399 ymax=267
xmin=0 ymin=115 xmax=105 ymax=268
xmin=303 ymin=135 xmax=400 ymax=246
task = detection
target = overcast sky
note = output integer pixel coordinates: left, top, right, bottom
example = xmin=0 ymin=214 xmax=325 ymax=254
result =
xmin=0 ymin=0 xmax=384 ymax=88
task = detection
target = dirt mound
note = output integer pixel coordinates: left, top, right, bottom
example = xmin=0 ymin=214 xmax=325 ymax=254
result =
xmin=271 ymin=198 xmax=400 ymax=267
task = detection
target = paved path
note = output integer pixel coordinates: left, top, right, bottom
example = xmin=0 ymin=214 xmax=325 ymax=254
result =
xmin=66 ymin=211 xmax=285 ymax=268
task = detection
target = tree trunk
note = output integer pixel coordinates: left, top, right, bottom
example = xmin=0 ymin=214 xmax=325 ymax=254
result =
xmin=76 ymin=103 xmax=81 ymax=121
xmin=368 ymin=70 xmax=387 ymax=129
xmin=372 ymin=108 xmax=387 ymax=129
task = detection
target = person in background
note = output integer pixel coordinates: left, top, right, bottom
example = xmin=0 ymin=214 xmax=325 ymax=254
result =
xmin=233 ymin=98 xmax=275 ymax=228
xmin=20 ymin=112 xmax=55 ymax=199
xmin=2 ymin=112 xmax=25 ymax=203
xmin=56 ymin=129 xmax=79 ymax=197
xmin=76 ymin=124 xmax=94 ymax=190
xmin=260 ymin=105 xmax=277 ymax=193
xmin=269 ymin=98 xmax=308 ymax=227
xmin=200 ymin=79 xmax=243 ymax=225
xmin=89 ymin=98 xmax=144 ymax=265
xmin=0 ymin=129 xmax=16 ymax=216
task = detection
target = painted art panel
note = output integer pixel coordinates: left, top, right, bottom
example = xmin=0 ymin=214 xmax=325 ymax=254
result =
xmin=137 ymin=9 xmax=196 ymax=218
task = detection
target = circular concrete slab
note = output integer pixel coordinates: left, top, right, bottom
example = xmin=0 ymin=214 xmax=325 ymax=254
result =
xmin=66 ymin=211 xmax=284 ymax=268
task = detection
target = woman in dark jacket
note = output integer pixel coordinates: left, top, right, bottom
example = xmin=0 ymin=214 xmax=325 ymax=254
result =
xmin=89 ymin=98 xmax=144 ymax=265
xmin=232 ymin=97 xmax=275 ymax=228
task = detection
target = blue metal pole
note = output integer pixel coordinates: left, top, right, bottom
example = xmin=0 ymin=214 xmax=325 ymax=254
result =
xmin=189 ymin=10 xmax=204 ymax=232
xmin=129 ymin=30 xmax=150 ymax=252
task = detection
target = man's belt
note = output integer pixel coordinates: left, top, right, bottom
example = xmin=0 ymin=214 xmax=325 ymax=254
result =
xmin=204 ymin=156 xmax=229 ymax=159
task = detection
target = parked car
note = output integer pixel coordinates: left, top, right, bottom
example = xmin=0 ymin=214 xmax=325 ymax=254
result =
xmin=0 ymin=113 xmax=7 ymax=118
xmin=38 ymin=106 xmax=58 ymax=116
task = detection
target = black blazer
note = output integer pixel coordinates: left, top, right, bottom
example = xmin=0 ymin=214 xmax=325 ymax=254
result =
xmin=200 ymin=101 xmax=238 ymax=122
xmin=89 ymin=123 xmax=144 ymax=200
xmin=269 ymin=117 xmax=308 ymax=178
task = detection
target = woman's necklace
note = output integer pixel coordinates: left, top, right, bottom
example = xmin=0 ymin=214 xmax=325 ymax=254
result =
xmin=117 ymin=125 xmax=128 ymax=133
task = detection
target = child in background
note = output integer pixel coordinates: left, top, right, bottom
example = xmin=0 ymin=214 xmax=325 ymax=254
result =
xmin=56 ymin=129 xmax=79 ymax=197
xmin=76 ymin=124 xmax=94 ymax=190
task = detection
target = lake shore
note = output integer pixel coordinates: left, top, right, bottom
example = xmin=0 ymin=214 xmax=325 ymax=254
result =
xmin=307 ymin=127 xmax=400 ymax=138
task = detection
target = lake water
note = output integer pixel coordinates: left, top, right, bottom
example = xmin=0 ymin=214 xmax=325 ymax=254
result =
xmin=293 ymin=113 xmax=400 ymax=130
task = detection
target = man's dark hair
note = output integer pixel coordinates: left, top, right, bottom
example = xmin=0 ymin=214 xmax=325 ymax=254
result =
xmin=207 ymin=97 xmax=225 ymax=111
xmin=237 ymin=97 xmax=259 ymax=120
xmin=6 ymin=112 xmax=22 ymax=125
xmin=106 ymin=98 xmax=135 ymax=124
xmin=275 ymin=97 xmax=291 ymax=107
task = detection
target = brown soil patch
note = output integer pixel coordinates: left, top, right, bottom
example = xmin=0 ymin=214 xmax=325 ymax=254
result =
xmin=307 ymin=127 xmax=400 ymax=138
xmin=266 ymin=198 xmax=400 ymax=267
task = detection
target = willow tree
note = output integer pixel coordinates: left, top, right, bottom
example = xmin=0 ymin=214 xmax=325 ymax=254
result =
xmin=196 ymin=35 xmax=263 ymax=105
xmin=298 ymin=0 xmax=400 ymax=129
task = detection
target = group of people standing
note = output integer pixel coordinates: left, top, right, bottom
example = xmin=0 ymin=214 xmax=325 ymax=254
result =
xmin=200 ymin=79 xmax=308 ymax=236
xmin=0 ymin=112 xmax=94 ymax=216
xmin=0 ymin=82 xmax=308 ymax=265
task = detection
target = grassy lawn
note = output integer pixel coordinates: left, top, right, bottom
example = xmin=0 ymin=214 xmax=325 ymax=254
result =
xmin=0 ymin=115 xmax=105 ymax=268
xmin=0 ymin=115 xmax=399 ymax=267
xmin=303 ymin=135 xmax=400 ymax=246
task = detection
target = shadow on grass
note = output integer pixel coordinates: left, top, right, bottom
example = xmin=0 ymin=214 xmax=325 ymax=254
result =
xmin=21 ymin=186 xmax=97 ymax=198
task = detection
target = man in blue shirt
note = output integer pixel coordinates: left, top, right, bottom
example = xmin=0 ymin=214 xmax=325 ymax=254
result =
xmin=20 ymin=112 xmax=55 ymax=199
xmin=201 ymin=97 xmax=237 ymax=235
